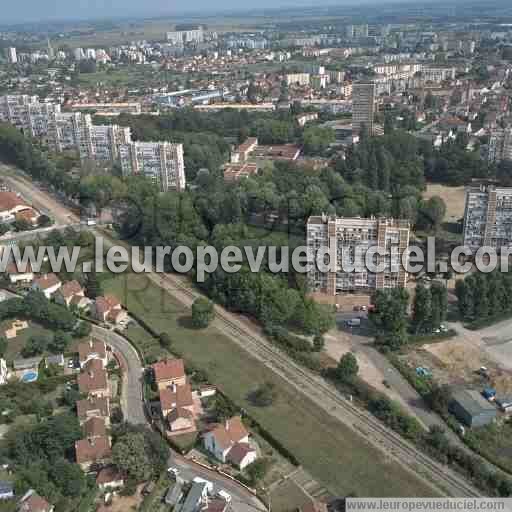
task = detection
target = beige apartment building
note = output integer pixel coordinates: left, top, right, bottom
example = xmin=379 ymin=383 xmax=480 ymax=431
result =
xmin=307 ymin=215 xmax=410 ymax=296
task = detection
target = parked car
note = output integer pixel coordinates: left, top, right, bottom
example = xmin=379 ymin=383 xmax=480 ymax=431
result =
xmin=167 ymin=467 xmax=179 ymax=478
xmin=345 ymin=318 xmax=361 ymax=328
xmin=217 ymin=490 xmax=232 ymax=503
xmin=193 ymin=477 xmax=213 ymax=494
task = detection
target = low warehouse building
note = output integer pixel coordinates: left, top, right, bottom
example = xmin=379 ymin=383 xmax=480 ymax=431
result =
xmin=449 ymin=389 xmax=497 ymax=427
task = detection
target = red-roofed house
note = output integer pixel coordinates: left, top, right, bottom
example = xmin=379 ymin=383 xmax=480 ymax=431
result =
xmin=78 ymin=338 xmax=108 ymax=369
xmin=96 ymin=466 xmax=125 ymax=491
xmin=93 ymin=295 xmax=128 ymax=325
xmin=31 ymin=273 xmax=62 ymax=299
xmin=203 ymin=416 xmax=257 ymax=469
xmin=77 ymin=359 xmax=110 ymax=398
xmin=82 ymin=416 xmax=107 ymax=439
xmin=75 ymin=436 xmax=112 ymax=472
xmin=77 ymin=396 xmax=110 ymax=426
xmin=0 ymin=191 xmax=31 ymax=224
xmin=15 ymin=208 xmax=40 ymax=226
xmin=152 ymin=359 xmax=186 ymax=391
xmin=18 ymin=490 xmax=53 ymax=512
xmin=226 ymin=442 xmax=257 ymax=470
xmin=5 ymin=261 xmax=33 ymax=284
xmin=55 ymin=280 xmax=89 ymax=308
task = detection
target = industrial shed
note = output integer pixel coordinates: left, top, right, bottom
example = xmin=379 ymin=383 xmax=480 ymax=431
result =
xmin=449 ymin=389 xmax=497 ymax=427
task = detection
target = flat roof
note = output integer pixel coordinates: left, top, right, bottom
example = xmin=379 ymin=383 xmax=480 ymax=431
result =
xmin=452 ymin=389 xmax=497 ymax=416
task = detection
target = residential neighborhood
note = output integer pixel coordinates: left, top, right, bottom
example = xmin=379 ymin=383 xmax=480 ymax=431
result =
xmin=2 ymin=0 xmax=512 ymax=509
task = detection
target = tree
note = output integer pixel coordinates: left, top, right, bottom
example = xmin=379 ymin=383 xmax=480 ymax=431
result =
xmin=251 ymin=382 xmax=277 ymax=407
xmin=49 ymin=331 xmax=72 ymax=353
xmin=313 ymin=334 xmax=325 ymax=352
xmin=74 ymin=321 xmax=92 ymax=338
xmin=0 ymin=336 xmax=7 ymax=357
xmin=37 ymin=215 xmax=52 ymax=228
xmin=85 ymin=271 xmax=103 ymax=299
xmin=191 ymin=298 xmax=215 ymax=328
xmin=159 ymin=332 xmax=172 ymax=349
xmin=112 ymin=432 xmax=152 ymax=482
xmin=417 ymin=197 xmax=446 ymax=231
xmin=430 ymin=282 xmax=448 ymax=329
xmin=49 ymin=459 xmax=86 ymax=497
xmin=246 ymin=459 xmax=270 ymax=485
xmin=21 ymin=335 xmax=49 ymax=357
xmin=370 ymin=289 xmax=410 ymax=349
xmin=412 ymin=283 xmax=432 ymax=333
xmin=337 ymin=353 xmax=359 ymax=383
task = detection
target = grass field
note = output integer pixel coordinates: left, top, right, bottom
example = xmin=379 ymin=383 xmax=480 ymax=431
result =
xmin=423 ymin=184 xmax=466 ymax=222
xmin=104 ymin=272 xmax=436 ymax=497
xmin=0 ymin=320 xmax=53 ymax=362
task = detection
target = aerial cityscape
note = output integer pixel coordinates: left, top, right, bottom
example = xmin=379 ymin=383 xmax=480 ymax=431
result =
xmin=1 ymin=0 xmax=512 ymax=510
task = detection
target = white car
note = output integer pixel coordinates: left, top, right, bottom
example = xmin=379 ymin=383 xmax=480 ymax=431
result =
xmin=167 ymin=467 xmax=179 ymax=478
xmin=217 ymin=490 xmax=232 ymax=503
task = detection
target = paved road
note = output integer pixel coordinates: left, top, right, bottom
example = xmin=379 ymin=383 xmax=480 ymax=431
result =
xmin=91 ymin=325 xmax=146 ymax=425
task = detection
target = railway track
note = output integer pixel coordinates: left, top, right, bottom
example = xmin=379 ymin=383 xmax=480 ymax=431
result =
xmin=152 ymin=271 xmax=481 ymax=498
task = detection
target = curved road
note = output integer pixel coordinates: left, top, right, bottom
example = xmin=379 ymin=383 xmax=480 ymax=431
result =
xmin=91 ymin=325 xmax=264 ymax=512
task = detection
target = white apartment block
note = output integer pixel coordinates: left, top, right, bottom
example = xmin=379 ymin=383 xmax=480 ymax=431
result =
xmin=167 ymin=26 xmax=204 ymax=45
xmin=0 ymin=95 xmax=60 ymax=138
xmin=1 ymin=95 xmax=185 ymax=192
xmin=285 ymin=73 xmax=311 ymax=87
xmin=422 ymin=66 xmax=457 ymax=83
xmin=47 ymin=112 xmax=131 ymax=161
xmin=80 ymin=117 xmax=132 ymax=161
xmin=463 ymin=185 xmax=512 ymax=252
xmin=119 ymin=142 xmax=186 ymax=192
xmin=47 ymin=112 xmax=84 ymax=153
xmin=307 ymin=215 xmax=410 ymax=295
xmin=7 ymin=47 xmax=17 ymax=64
xmin=487 ymin=128 xmax=512 ymax=163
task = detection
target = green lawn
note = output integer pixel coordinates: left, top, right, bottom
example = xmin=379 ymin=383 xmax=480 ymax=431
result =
xmin=104 ymin=273 xmax=437 ymax=497
xmin=270 ymin=479 xmax=313 ymax=512
xmin=0 ymin=320 xmax=54 ymax=362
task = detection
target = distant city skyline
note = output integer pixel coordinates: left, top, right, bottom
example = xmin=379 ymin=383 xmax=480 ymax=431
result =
xmin=2 ymin=0 xmax=454 ymax=25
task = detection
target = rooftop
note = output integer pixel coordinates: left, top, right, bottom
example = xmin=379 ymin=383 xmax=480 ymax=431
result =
xmin=152 ymin=358 xmax=185 ymax=383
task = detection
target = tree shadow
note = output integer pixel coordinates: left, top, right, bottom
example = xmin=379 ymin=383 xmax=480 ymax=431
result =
xmin=177 ymin=315 xmax=196 ymax=330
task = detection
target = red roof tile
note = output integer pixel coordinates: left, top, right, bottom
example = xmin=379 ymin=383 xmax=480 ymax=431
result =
xmin=152 ymin=359 xmax=185 ymax=383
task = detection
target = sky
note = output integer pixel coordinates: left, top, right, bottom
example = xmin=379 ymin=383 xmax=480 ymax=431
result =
xmin=2 ymin=0 xmax=430 ymax=25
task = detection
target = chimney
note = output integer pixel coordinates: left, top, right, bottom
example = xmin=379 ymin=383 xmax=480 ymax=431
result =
xmin=89 ymin=339 xmax=93 ymax=348
xmin=225 ymin=419 xmax=229 ymax=431
xmin=171 ymin=382 xmax=176 ymax=393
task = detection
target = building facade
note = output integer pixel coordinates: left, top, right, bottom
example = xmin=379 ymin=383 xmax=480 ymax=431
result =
xmin=0 ymin=95 xmax=60 ymax=138
xmin=119 ymin=141 xmax=186 ymax=192
xmin=7 ymin=47 xmax=17 ymax=64
xmin=463 ymin=185 xmax=512 ymax=252
xmin=488 ymin=128 xmax=512 ymax=163
xmin=352 ymin=81 xmax=376 ymax=137
xmin=307 ymin=215 xmax=410 ymax=295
